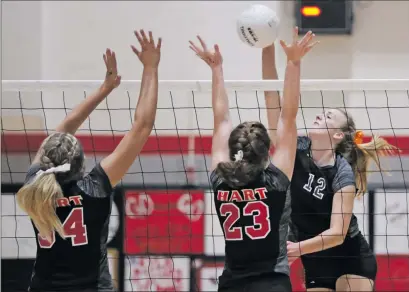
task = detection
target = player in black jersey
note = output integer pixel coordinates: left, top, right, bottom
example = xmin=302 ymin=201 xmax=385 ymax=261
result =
xmin=189 ymin=27 xmax=318 ymax=292
xmin=16 ymin=30 xmax=161 ymax=292
xmin=263 ymin=40 xmax=398 ymax=291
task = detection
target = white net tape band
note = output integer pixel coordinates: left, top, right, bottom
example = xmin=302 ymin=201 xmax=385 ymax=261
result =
xmin=3 ymin=79 xmax=409 ymax=92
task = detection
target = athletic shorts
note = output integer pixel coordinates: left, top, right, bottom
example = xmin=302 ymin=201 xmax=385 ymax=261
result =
xmin=301 ymin=232 xmax=377 ymax=290
xmin=218 ymin=272 xmax=292 ymax=292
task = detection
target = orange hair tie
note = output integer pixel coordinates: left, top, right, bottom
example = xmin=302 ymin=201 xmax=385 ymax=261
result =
xmin=354 ymin=130 xmax=364 ymax=144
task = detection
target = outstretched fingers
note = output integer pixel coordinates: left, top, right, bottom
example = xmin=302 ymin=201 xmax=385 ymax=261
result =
xmin=134 ymin=30 xmax=144 ymax=47
xmin=148 ymin=31 xmax=155 ymax=48
xmin=103 ymin=53 xmax=108 ymax=68
xmin=189 ymin=41 xmax=201 ymax=54
xmin=156 ymin=37 xmax=162 ymax=49
xmin=304 ymin=40 xmax=319 ymax=54
xmin=299 ymin=31 xmax=313 ymax=47
xmin=132 ymin=29 xmax=161 ymax=56
xmin=103 ymin=48 xmax=117 ymax=72
xmin=292 ymin=26 xmax=299 ymax=44
xmin=146 ymin=30 xmax=161 ymax=49
xmin=131 ymin=45 xmax=140 ymax=57
xmin=197 ymin=35 xmax=208 ymax=51
xmin=140 ymin=29 xmax=149 ymax=44
xmin=110 ymin=51 xmax=117 ymax=72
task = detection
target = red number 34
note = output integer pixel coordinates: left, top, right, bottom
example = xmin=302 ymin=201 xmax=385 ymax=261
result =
xmin=38 ymin=208 xmax=88 ymax=248
xmin=220 ymin=201 xmax=271 ymax=241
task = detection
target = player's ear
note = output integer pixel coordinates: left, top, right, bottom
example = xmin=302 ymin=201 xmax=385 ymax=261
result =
xmin=333 ymin=131 xmax=344 ymax=141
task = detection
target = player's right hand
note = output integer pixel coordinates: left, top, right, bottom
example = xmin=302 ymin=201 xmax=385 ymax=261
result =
xmin=189 ymin=36 xmax=223 ymax=69
xmin=280 ymin=27 xmax=319 ymax=62
xmin=131 ymin=30 xmax=162 ymax=68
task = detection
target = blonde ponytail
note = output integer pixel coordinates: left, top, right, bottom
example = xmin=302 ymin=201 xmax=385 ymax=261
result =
xmin=17 ymin=173 xmax=66 ymax=241
xmin=17 ymin=132 xmax=84 ymax=242
xmin=353 ymin=135 xmax=398 ymax=196
xmin=333 ymin=109 xmax=400 ymax=197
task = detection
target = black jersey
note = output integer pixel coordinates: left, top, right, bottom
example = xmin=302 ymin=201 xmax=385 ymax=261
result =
xmin=210 ymin=163 xmax=291 ymax=287
xmin=290 ymin=136 xmax=359 ymax=243
xmin=25 ymin=163 xmax=114 ymax=292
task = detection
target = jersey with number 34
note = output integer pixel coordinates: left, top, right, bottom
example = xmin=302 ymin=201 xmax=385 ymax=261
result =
xmin=25 ymin=163 xmax=115 ymax=292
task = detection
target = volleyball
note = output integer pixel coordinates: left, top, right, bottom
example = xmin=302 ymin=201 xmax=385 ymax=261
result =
xmin=237 ymin=4 xmax=280 ymax=48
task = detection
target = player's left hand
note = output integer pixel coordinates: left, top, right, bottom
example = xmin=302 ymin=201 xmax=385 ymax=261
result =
xmin=102 ymin=48 xmax=121 ymax=90
xmin=287 ymin=241 xmax=302 ymax=266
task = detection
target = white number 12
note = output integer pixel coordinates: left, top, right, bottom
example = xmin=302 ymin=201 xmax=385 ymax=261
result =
xmin=303 ymin=173 xmax=326 ymax=200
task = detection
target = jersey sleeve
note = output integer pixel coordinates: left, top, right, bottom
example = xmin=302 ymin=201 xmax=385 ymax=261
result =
xmin=332 ymin=157 xmax=356 ymax=193
xmin=297 ymin=136 xmax=311 ymax=151
xmin=24 ymin=163 xmax=42 ymax=184
xmin=210 ymin=169 xmax=223 ymax=190
xmin=77 ymin=163 xmax=113 ymax=198
xmin=288 ymin=219 xmax=299 ymax=242
xmin=265 ymin=163 xmax=291 ymax=192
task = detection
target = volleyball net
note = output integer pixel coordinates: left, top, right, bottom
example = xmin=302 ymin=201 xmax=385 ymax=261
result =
xmin=1 ymin=79 xmax=409 ymax=291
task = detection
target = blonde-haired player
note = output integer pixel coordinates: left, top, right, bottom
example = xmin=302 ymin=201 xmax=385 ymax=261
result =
xmin=17 ymin=30 xmax=161 ymax=292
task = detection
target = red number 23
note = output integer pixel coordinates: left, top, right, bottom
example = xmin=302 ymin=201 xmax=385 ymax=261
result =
xmin=38 ymin=208 xmax=88 ymax=248
xmin=220 ymin=201 xmax=271 ymax=241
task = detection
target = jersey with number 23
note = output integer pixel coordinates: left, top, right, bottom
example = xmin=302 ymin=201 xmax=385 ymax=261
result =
xmin=211 ymin=163 xmax=292 ymax=287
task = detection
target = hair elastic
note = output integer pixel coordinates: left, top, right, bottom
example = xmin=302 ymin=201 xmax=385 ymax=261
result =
xmin=234 ymin=150 xmax=244 ymax=162
xmin=32 ymin=164 xmax=71 ymax=182
xmin=354 ymin=130 xmax=364 ymax=145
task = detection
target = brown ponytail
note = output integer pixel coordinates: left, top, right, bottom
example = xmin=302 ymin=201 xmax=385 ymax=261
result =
xmin=216 ymin=121 xmax=270 ymax=188
xmin=16 ymin=132 xmax=84 ymax=241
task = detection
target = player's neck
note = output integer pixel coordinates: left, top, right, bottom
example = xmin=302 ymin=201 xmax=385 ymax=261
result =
xmin=310 ymin=139 xmax=336 ymax=167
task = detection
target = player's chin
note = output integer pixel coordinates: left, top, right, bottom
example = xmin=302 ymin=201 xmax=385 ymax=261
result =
xmin=308 ymin=127 xmax=325 ymax=136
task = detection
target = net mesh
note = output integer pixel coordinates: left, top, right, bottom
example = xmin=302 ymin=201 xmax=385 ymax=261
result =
xmin=1 ymin=79 xmax=409 ymax=291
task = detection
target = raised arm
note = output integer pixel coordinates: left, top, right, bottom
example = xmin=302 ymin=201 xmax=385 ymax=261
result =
xmin=55 ymin=49 xmax=121 ymax=135
xmin=189 ymin=36 xmax=232 ymax=171
xmin=30 ymin=50 xmax=121 ymax=166
xmin=100 ymin=30 xmax=161 ymax=186
xmin=263 ymin=43 xmax=280 ymax=146
xmin=271 ymin=28 xmax=318 ymax=180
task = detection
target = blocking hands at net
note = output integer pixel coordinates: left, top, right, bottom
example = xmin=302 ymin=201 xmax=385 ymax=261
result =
xmin=190 ymin=28 xmax=317 ymax=292
xmin=263 ymin=30 xmax=399 ymax=292
xmin=16 ymin=29 xmax=161 ymax=292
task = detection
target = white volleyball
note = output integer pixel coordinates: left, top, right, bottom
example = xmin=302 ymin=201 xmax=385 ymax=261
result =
xmin=237 ymin=4 xmax=280 ymax=48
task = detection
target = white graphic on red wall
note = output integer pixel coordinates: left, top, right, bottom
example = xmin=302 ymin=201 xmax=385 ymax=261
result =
xmin=177 ymin=193 xmax=204 ymax=222
xmin=126 ymin=193 xmax=155 ymax=217
xmin=126 ymin=256 xmax=190 ymax=291
xmin=125 ymin=190 xmax=205 ymax=255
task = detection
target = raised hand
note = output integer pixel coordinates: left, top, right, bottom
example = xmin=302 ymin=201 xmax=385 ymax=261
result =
xmin=189 ymin=36 xmax=222 ymax=69
xmin=280 ymin=27 xmax=319 ymax=62
xmin=103 ymin=48 xmax=121 ymax=90
xmin=131 ymin=30 xmax=162 ymax=68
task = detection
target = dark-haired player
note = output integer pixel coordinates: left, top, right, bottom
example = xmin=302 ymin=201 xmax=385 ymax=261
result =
xmin=17 ymin=30 xmax=161 ymax=292
xmin=189 ymin=27 xmax=318 ymax=292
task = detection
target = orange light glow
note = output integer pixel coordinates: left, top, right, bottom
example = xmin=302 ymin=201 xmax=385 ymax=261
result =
xmin=301 ymin=6 xmax=322 ymax=17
